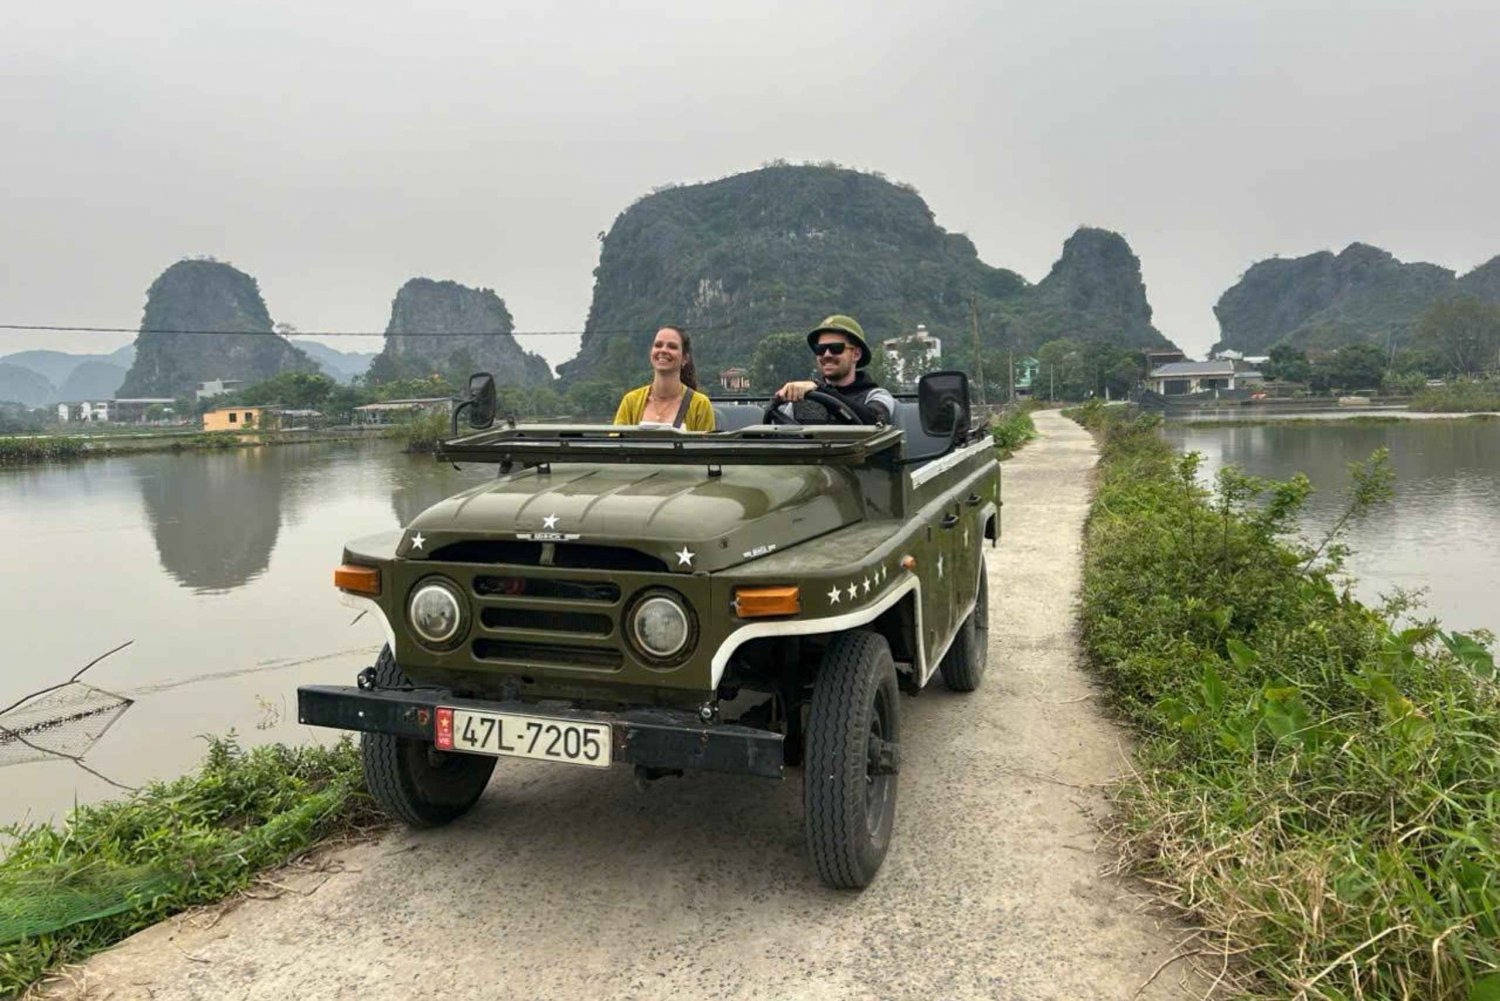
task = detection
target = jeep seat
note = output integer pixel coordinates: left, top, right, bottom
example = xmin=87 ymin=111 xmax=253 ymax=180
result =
xmin=891 ymin=401 xmax=952 ymax=463
xmin=712 ymin=403 xmax=768 ymax=433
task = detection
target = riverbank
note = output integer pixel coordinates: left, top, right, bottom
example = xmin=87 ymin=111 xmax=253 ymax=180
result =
xmin=0 ymin=737 xmax=381 ymax=995
xmin=0 ymin=426 xmax=402 ymax=466
xmin=1073 ymin=403 xmax=1500 ymax=998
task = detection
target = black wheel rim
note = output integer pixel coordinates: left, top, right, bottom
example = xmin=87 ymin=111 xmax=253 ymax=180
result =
xmin=864 ymin=685 xmax=895 ymax=838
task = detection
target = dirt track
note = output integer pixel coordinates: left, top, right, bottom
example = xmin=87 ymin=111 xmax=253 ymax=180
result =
xmin=46 ymin=410 xmax=1198 ymax=1001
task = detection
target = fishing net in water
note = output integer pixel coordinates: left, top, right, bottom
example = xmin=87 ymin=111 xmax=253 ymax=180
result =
xmin=0 ymin=682 xmax=132 ymax=767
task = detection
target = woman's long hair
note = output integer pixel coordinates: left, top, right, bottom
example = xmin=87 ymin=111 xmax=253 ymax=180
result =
xmin=659 ymin=325 xmax=698 ymax=390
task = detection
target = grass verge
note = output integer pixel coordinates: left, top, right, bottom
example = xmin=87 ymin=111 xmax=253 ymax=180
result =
xmin=0 ymin=736 xmax=381 ymax=996
xmin=990 ymin=402 xmax=1039 ymax=458
xmin=1071 ymin=401 xmax=1500 ymax=999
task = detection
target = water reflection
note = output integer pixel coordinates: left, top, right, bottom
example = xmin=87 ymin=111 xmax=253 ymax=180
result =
xmin=137 ymin=449 xmax=287 ymax=593
xmin=390 ymin=457 xmax=492 ymax=527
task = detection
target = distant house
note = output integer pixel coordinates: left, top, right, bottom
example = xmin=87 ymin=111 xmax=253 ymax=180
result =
xmin=203 ymin=405 xmax=274 ymax=431
xmin=1013 ymin=356 xmax=1041 ymax=396
xmin=1143 ymin=349 xmax=1187 ymax=370
xmin=352 ymin=398 xmax=455 ymax=426
xmin=719 ymin=367 xmax=750 ymax=392
xmin=882 ymin=324 xmax=943 ymax=385
xmin=56 ymin=401 xmax=112 ymax=423
xmin=196 ymin=379 xmax=245 ymax=402
xmin=1146 ymin=360 xmax=1265 ymax=396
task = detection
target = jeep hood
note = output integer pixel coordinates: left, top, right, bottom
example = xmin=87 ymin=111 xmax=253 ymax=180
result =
xmin=404 ymin=463 xmax=865 ymax=571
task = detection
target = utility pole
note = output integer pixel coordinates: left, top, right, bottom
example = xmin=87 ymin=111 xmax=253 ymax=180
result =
xmin=1008 ymin=349 xmax=1015 ymax=404
xmin=969 ymin=294 xmax=986 ymax=406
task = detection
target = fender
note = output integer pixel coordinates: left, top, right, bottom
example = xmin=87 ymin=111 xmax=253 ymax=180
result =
xmin=711 ymin=576 xmax=925 ymax=688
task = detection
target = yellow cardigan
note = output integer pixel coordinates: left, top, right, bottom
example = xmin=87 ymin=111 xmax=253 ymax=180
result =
xmin=612 ymin=385 xmax=716 ymax=432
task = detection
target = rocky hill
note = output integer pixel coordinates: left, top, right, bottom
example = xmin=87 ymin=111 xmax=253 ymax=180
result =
xmin=369 ymin=279 xmax=553 ymax=387
xmin=57 ymin=361 xmax=128 ymax=401
xmin=0 ymin=345 xmax=134 ymax=399
xmin=0 ymin=363 xmax=54 ymax=407
xmin=1456 ymin=255 xmax=1500 ymax=302
xmin=558 ymin=164 xmax=1171 ymax=384
xmin=118 ymin=260 xmax=313 ymax=398
xmin=1213 ymin=244 xmax=1500 ymax=354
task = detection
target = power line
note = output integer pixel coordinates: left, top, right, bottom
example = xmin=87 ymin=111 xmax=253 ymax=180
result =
xmin=0 ymin=322 xmax=737 ymax=338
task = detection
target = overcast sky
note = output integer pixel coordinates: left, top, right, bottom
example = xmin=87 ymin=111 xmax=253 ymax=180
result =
xmin=3 ymin=0 xmax=1497 ymax=369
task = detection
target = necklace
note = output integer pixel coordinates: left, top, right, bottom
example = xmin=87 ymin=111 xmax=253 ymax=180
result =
xmin=645 ymin=385 xmax=682 ymax=421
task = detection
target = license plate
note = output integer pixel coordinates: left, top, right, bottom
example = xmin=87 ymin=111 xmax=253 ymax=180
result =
xmin=436 ymin=707 xmax=612 ymax=769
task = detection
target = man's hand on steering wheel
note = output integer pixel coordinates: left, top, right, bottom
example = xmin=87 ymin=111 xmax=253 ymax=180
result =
xmin=762 ymin=387 xmax=867 ymax=425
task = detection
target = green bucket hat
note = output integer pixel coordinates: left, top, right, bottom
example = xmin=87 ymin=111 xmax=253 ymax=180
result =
xmin=807 ymin=314 xmax=873 ymax=368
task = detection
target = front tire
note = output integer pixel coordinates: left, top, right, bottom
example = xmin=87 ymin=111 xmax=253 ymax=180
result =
xmin=804 ymin=630 xmax=900 ymax=889
xmin=360 ymin=645 xmax=496 ymax=828
xmin=940 ymin=559 xmax=990 ymax=692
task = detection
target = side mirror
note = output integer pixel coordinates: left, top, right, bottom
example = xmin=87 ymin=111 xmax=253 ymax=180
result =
xmin=917 ymin=370 xmax=970 ymax=440
xmin=452 ymin=372 xmax=498 ymax=435
xmin=467 ymin=372 xmax=497 ymax=430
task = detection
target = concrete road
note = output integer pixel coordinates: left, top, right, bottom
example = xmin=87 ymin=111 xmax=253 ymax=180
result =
xmin=48 ymin=410 xmax=1198 ymax=1001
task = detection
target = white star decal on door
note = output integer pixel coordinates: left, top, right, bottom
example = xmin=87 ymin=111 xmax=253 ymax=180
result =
xmin=827 ymin=585 xmax=841 ymax=605
xmin=542 ymin=514 xmax=559 ymax=529
xmin=410 ymin=532 xmax=426 ymax=551
xmin=675 ymin=546 xmax=695 ymax=567
xmin=845 ymin=583 xmax=858 ymax=601
xmin=937 ymin=554 xmax=944 ymax=578
xmin=862 ymin=577 xmax=871 ymax=594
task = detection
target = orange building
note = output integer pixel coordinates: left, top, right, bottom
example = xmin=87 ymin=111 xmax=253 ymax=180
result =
xmin=203 ymin=406 xmax=273 ymax=432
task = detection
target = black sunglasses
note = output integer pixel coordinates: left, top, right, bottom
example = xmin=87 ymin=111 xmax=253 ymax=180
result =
xmin=811 ymin=342 xmax=848 ymax=356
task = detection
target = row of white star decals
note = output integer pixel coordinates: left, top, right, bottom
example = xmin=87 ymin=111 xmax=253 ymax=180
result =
xmin=826 ymin=563 xmax=893 ymax=605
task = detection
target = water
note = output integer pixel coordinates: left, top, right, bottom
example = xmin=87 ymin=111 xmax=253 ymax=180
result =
xmin=1162 ymin=419 xmax=1500 ymax=638
xmin=0 ymin=441 xmax=491 ymax=827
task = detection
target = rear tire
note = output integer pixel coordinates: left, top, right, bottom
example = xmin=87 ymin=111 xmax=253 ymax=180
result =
xmin=940 ymin=559 xmax=990 ymax=692
xmin=804 ymin=630 xmax=900 ymax=889
xmin=360 ymin=645 xmax=496 ymax=828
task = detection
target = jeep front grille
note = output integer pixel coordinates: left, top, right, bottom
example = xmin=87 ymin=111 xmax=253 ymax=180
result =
xmin=473 ymin=575 xmax=620 ymax=602
xmin=472 ymin=639 xmax=624 ymax=670
xmin=480 ymin=608 xmax=613 ymax=636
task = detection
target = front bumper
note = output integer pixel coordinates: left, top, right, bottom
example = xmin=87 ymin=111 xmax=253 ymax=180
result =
xmin=297 ymin=685 xmax=784 ymax=779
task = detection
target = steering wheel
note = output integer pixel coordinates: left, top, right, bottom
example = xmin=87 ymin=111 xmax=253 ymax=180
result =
xmin=761 ymin=389 xmax=867 ymax=426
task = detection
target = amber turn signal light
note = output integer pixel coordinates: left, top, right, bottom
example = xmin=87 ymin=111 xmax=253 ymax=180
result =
xmin=733 ymin=585 xmax=800 ymax=618
xmin=334 ymin=564 xmax=381 ymax=596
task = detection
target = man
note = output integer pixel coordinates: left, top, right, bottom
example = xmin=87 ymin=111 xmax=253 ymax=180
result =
xmin=775 ymin=314 xmax=896 ymax=425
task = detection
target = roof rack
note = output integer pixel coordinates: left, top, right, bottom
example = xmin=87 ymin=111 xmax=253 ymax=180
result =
xmin=436 ymin=423 xmax=905 ymax=467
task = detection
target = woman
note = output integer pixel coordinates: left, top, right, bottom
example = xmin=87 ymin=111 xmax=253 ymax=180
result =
xmin=612 ymin=325 xmax=716 ymax=431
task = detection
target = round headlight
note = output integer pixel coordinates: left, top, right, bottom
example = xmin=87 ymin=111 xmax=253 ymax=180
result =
xmin=631 ymin=594 xmax=691 ymax=660
xmin=409 ymin=581 xmax=464 ymax=646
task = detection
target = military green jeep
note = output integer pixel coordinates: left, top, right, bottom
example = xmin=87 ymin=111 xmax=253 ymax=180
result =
xmin=298 ymin=370 xmax=1000 ymax=888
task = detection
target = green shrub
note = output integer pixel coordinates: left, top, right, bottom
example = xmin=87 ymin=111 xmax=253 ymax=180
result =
xmin=398 ymin=409 xmax=452 ymax=452
xmin=990 ymin=403 xmax=1038 ymax=456
xmin=0 ymin=436 xmax=86 ymax=464
xmin=1411 ymin=378 xmax=1500 ymax=413
xmin=1076 ymin=407 xmax=1500 ymax=999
